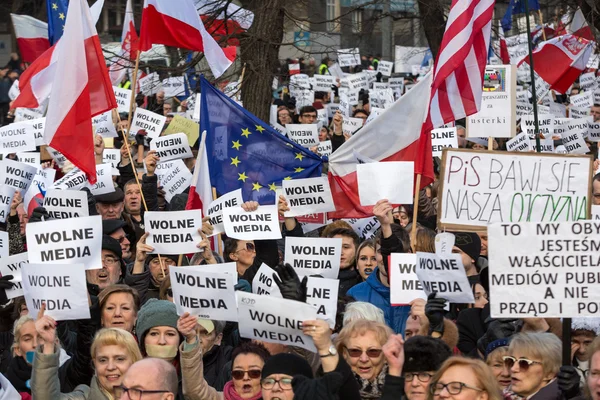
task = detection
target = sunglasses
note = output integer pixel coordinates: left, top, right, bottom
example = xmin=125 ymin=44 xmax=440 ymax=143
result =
xmin=236 ymin=242 xmax=256 ymax=253
xmin=345 ymin=347 xmax=382 ymax=358
xmin=232 ymin=369 xmax=262 ymax=380
xmin=503 ymin=356 xmax=542 ymax=371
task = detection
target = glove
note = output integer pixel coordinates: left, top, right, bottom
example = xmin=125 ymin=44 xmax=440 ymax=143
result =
xmin=557 ymin=366 xmax=581 ymax=399
xmin=81 ymin=187 xmax=98 ymax=216
xmin=477 ymin=319 xmax=522 ymax=356
xmin=234 ymin=279 xmax=251 ymax=293
xmin=425 ymin=292 xmax=446 ymax=335
xmin=273 ymin=263 xmax=307 ymax=302
xmin=29 ymin=207 xmax=51 ymax=223
xmin=0 ymin=275 xmax=16 ymax=306
xmin=135 ymin=130 xmax=147 ymax=146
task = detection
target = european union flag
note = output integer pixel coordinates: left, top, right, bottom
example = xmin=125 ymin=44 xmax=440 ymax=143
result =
xmin=200 ymin=77 xmax=323 ymax=204
xmin=501 ymin=0 xmax=540 ymax=31
xmin=47 ymin=0 xmax=69 ymax=45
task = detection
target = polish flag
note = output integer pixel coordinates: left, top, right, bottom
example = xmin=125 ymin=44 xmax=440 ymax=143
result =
xmin=186 ymin=131 xmax=212 ymax=216
xmin=327 ymin=74 xmax=435 ymax=218
xmin=196 ymin=0 xmax=254 ymax=46
xmin=10 ymin=14 xmax=50 ymax=63
xmin=569 ymin=9 xmax=593 ymax=40
xmin=140 ymin=0 xmax=235 ymax=78
xmin=108 ymin=0 xmax=139 ymax=84
xmin=519 ymin=35 xmax=593 ymax=93
xmin=498 ymin=27 xmax=510 ymax=64
xmin=44 ymin=0 xmax=117 ymax=184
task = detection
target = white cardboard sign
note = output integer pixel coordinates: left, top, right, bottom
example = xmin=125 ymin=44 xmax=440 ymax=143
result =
xmin=17 ymin=152 xmax=40 ymax=166
xmin=145 ymin=210 xmax=202 ymax=254
xmin=342 ymin=117 xmax=363 ymax=136
xmin=282 ymin=177 xmax=336 ymax=217
xmin=286 ymin=124 xmax=319 ymax=147
xmin=159 ymin=160 xmax=193 ymax=203
xmin=506 ymin=132 xmax=532 ymax=152
xmin=43 ymin=189 xmax=89 ymax=219
xmin=415 ymin=252 xmax=475 ymax=303
xmin=252 ymin=263 xmax=282 ymax=297
xmin=87 ymin=164 xmax=115 ymax=196
xmin=113 ymin=86 xmax=132 ymax=113
xmin=0 ymin=121 xmax=36 ymax=154
xmin=571 ymin=91 xmax=594 ymax=109
xmin=377 ymin=61 xmax=394 ymax=76
xmin=317 ymin=140 xmax=332 ymax=157
xmin=357 ymin=161 xmax=414 ymax=206
xmin=390 ymin=253 xmax=427 ymax=305
xmin=1 ymin=158 xmax=37 ymax=193
xmin=431 ymin=127 xmax=459 ymax=157
xmin=150 ymin=133 xmax=193 ymax=162
xmin=284 ymin=237 xmax=341 ymax=279
xmin=305 ymin=277 xmax=339 ymax=328
xmin=51 ymin=168 xmax=87 ymax=191
xmin=130 ymin=108 xmax=166 ymax=139
xmin=161 ymin=77 xmax=186 ymax=98
xmin=313 ymin=75 xmax=336 ymax=92
xmin=0 ymin=231 xmax=8 ymax=258
xmin=92 ymin=111 xmax=118 ymax=138
xmin=0 ymin=185 xmax=15 ymax=224
xmin=337 ymin=48 xmax=361 ymax=67
xmin=206 ymin=189 xmax=244 ymax=236
xmin=0 ymin=252 xmax=28 ymax=299
xmin=223 ymin=205 xmax=282 ymax=240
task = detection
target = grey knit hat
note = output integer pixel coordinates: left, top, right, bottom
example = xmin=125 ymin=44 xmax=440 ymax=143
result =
xmin=135 ymin=299 xmax=179 ymax=342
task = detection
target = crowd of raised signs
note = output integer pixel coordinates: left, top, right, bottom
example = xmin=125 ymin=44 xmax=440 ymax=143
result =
xmin=3 ymin=50 xmax=600 ymax=400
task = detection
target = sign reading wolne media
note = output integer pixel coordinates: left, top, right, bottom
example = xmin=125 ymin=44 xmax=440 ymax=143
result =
xmin=438 ymin=149 xmax=592 ymax=230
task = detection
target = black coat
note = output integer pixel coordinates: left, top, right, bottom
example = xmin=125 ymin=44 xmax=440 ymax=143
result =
xmin=456 ymin=306 xmax=489 ymax=357
xmin=203 ymin=344 xmax=232 ymax=388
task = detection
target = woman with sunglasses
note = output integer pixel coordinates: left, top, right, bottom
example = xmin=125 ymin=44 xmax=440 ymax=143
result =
xmin=428 ymin=357 xmax=501 ymax=400
xmin=502 ymin=332 xmax=562 ymax=400
xmin=335 ymin=319 xmax=392 ymax=399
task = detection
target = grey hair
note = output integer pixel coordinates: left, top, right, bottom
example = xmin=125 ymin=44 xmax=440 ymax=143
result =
xmin=343 ymin=301 xmax=385 ymax=326
xmin=508 ymin=332 xmax=562 ymax=377
xmin=12 ymin=315 xmax=35 ymax=354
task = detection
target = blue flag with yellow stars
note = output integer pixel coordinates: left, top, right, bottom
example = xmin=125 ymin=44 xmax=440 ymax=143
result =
xmin=47 ymin=0 xmax=69 ymax=45
xmin=200 ymin=76 xmax=323 ymax=204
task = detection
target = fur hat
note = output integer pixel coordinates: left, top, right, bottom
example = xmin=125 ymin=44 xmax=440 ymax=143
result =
xmin=402 ymin=336 xmax=452 ymax=374
xmin=262 ymin=353 xmax=313 ymax=379
xmin=572 ymin=318 xmax=600 ymax=335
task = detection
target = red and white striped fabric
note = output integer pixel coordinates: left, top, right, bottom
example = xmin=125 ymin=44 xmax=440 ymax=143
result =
xmin=518 ymin=35 xmax=593 ymax=93
xmin=327 ymin=74 xmax=435 ymax=219
xmin=196 ymin=0 xmax=253 ymax=46
xmin=498 ymin=26 xmax=510 ymax=64
xmin=569 ymin=9 xmax=593 ymax=40
xmin=424 ymin=0 xmax=495 ymax=131
xmin=44 ymin=0 xmax=117 ymax=184
xmin=140 ymin=0 xmax=235 ymax=78
xmin=186 ymin=131 xmax=212 ymax=216
xmin=10 ymin=14 xmax=50 ymax=63
xmin=108 ymin=0 xmax=138 ymax=84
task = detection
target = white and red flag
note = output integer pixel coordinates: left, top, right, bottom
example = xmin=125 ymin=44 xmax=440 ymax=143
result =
xmin=423 ymin=0 xmax=495 ymax=131
xmin=518 ymin=35 xmax=593 ymax=93
xmin=498 ymin=26 xmax=510 ymax=64
xmin=196 ymin=0 xmax=254 ymax=46
xmin=186 ymin=131 xmax=211 ymax=216
xmin=569 ymin=9 xmax=593 ymax=40
xmin=10 ymin=14 xmax=50 ymax=63
xmin=108 ymin=0 xmax=139 ymax=84
xmin=139 ymin=0 xmax=235 ymax=78
xmin=44 ymin=0 xmax=117 ymax=184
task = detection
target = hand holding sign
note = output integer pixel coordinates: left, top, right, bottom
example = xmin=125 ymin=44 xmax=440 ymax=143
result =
xmin=273 ymin=263 xmax=308 ymax=302
xmin=177 ymin=312 xmax=198 ymax=343
xmin=145 ymin=150 xmax=160 ymax=176
xmin=35 ymin=303 xmax=58 ymax=354
xmin=302 ymin=319 xmax=333 ymax=353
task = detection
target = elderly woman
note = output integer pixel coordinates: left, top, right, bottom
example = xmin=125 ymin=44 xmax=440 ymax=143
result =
xmin=503 ymin=332 xmax=562 ymax=400
xmin=335 ymin=319 xmax=392 ymax=399
xmin=428 ymin=357 xmax=502 ymax=400
xmin=31 ymin=324 xmax=142 ymax=399
xmin=485 ymin=342 xmax=511 ymax=391
xmin=98 ymin=284 xmax=140 ymax=333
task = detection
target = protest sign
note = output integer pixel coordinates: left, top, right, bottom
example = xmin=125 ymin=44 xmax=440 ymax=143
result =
xmin=389 ymin=77 xmax=404 ymax=98
xmin=112 ymin=86 xmax=132 ymax=113
xmin=506 ymin=132 xmax=532 ymax=152
xmin=521 ymin=114 xmax=553 ymax=138
xmin=337 ymin=48 xmax=361 ymax=67
xmin=16 ymin=152 xmax=40 ymax=166
xmin=206 ymin=189 xmax=243 ymax=236
xmin=343 ymin=117 xmax=363 ymax=136
xmin=46 ymin=146 xmax=67 ymax=168
xmin=161 ymin=77 xmax=185 ymax=98
xmin=43 ymin=189 xmax=89 ymax=219
xmin=26 ymin=215 xmax=103 ymax=270
xmin=372 ymin=82 xmax=390 ymax=91
xmin=343 ymin=216 xmax=381 ymax=240
xmin=163 ymin=115 xmax=200 ymax=146
xmin=138 ymin=72 xmax=161 ymax=96
xmin=550 ymin=102 xmax=567 ymax=118
xmin=571 ymin=91 xmax=594 ymax=109
xmin=305 ymin=277 xmax=339 ymax=328
xmin=438 ymin=149 xmax=593 ymax=230
xmin=130 ymin=108 xmax=166 ymax=139
xmin=366 ymin=107 xmax=384 ymax=124
xmin=370 ymin=89 xmax=395 ymax=109
xmin=0 ymin=121 xmax=36 ymax=154
xmin=237 ymin=292 xmax=318 ymax=352
xmin=431 ymin=127 xmax=458 ymax=157
xmin=22 ymin=263 xmax=89 ymax=321
xmin=390 ymin=253 xmax=427 ymax=305
xmin=92 ymin=111 xmax=117 ymax=138
xmin=282 ymin=176 xmax=336 ymax=217
xmin=516 ymin=102 xmax=532 ymax=117
xmin=338 ymin=93 xmax=350 ymax=118
xmin=571 ymin=106 xmax=591 ymax=119
xmin=561 ymin=125 xmax=588 ymax=154
xmin=150 ymin=133 xmax=193 ymax=162
xmin=415 ymin=252 xmax=474 ymax=303
xmin=51 ymin=168 xmax=87 ymax=191
xmin=286 ymin=124 xmax=319 ymax=147
xmin=191 ymin=93 xmax=201 ymax=122
xmin=313 ymin=75 xmax=335 ymax=92
xmin=195 ymin=262 xmax=238 ymax=284
xmin=158 ymin=160 xmax=193 ymax=202
xmin=580 ymin=72 xmax=597 ymax=91
xmin=589 ymin=121 xmax=600 ymax=142
xmin=357 ymin=162 xmax=414 ymax=206
xmin=488 ymin=220 xmax=600 ymax=317
xmin=0 ymin=231 xmax=7 ymax=258
xmin=284 ymin=237 xmax=341 ymax=279
xmin=467 ymin=65 xmax=516 ymax=138
xmin=532 ymin=138 xmax=555 ymax=153
xmin=317 ymin=140 xmax=332 ymax=157
xmin=223 ymin=205 xmax=282 ymax=240
xmin=30 ymin=167 xmax=55 ymax=193
xmin=377 ymin=60 xmax=394 ymax=76
xmin=8 ymin=80 xmax=19 ymax=100
xmin=516 ymin=90 xmax=529 ymax=102
xmin=145 ymin=210 xmax=202 ymax=254
xmin=103 ymin=148 xmax=121 ymax=173
xmin=0 ymin=252 xmax=28 ymax=299
xmin=170 ymin=267 xmax=237 ymax=321
xmin=87 ymin=164 xmax=115 ymax=196
xmin=23 ymin=118 xmax=46 ymax=146
xmin=328 ymin=63 xmax=344 ymax=78
xmin=1 ymin=159 xmax=37 ymax=193
xmin=252 ymin=263 xmax=282 ymax=297
xmin=14 ymin=107 xmax=44 ymax=122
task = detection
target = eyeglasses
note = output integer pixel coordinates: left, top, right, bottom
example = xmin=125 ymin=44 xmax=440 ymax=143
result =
xmin=261 ymin=377 xmax=293 ymax=390
xmin=232 ymin=369 xmax=262 ymax=380
xmin=102 ymin=257 xmax=119 ymax=266
xmin=113 ymin=385 xmax=171 ymax=399
xmin=117 ymin=236 xmax=129 ymax=244
xmin=503 ymin=356 xmax=543 ymax=371
xmin=235 ymin=242 xmax=255 ymax=253
xmin=345 ymin=347 xmax=382 ymax=358
xmin=431 ymin=382 xmax=483 ymax=395
xmin=404 ymin=372 xmax=434 ymax=383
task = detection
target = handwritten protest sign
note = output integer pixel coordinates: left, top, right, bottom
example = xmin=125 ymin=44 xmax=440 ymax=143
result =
xmin=237 ymin=292 xmax=318 ymax=352
xmin=506 ymin=132 xmax=532 ymax=152
xmin=415 ymin=252 xmax=474 ymax=303
xmin=306 ymin=277 xmax=339 ymax=328
xmin=130 ymin=108 xmax=166 ymax=139
xmin=0 ymin=252 xmax=28 ymax=299
xmin=158 ymin=160 xmax=193 ymax=202
xmin=161 ymin=77 xmax=185 ymax=98
xmin=431 ymin=127 xmax=458 ymax=157
xmin=0 ymin=121 xmax=36 ymax=154
xmin=163 ymin=115 xmax=200 ymax=146
xmin=112 ymin=86 xmax=132 ymax=113
xmin=488 ymin=220 xmax=600 ymax=317
xmin=282 ymin=176 xmax=336 ymax=217
xmin=26 ymin=215 xmax=103 ymax=270
xmin=92 ymin=111 xmax=117 ymax=138
xmin=1 ymin=159 xmax=37 ymax=193
xmin=223 ymin=205 xmax=282 ymax=240
xmin=0 ymin=231 xmax=7 ymax=258
xmin=284 ymin=237 xmax=341 ymax=279
xmin=150 ymin=133 xmax=193 ymax=162
xmin=170 ymin=267 xmax=237 ymax=321
xmin=22 ymin=263 xmax=89 ymax=321
xmin=390 ymin=253 xmax=427 ymax=305
xmin=0 ymin=185 xmax=15 ymax=223
xmin=43 ymin=189 xmax=89 ymax=219
xmin=286 ymin=124 xmax=319 ymax=147
xmin=206 ymin=189 xmax=243 ymax=236
xmin=252 ymin=263 xmax=282 ymax=297
xmin=357 ymin=162 xmax=414 ymax=206
xmin=146 ymin=210 xmax=202 ymax=254
xmin=337 ymin=48 xmax=361 ymax=67
xmin=87 ymin=164 xmax=115 ymax=196
xmin=438 ymin=149 xmax=592 ymax=230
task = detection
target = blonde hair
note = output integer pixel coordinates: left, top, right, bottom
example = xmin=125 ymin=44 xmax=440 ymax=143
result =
xmin=12 ymin=315 xmax=35 ymax=355
xmin=334 ymin=319 xmax=392 ymax=355
xmin=428 ymin=356 xmax=502 ymax=400
xmin=508 ymin=332 xmax=561 ymax=377
xmin=588 ymin=336 xmax=600 ymax=370
xmin=90 ymin=328 xmax=142 ymax=363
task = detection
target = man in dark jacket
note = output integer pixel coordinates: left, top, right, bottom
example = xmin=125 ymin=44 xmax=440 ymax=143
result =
xmin=198 ymin=319 xmax=233 ymax=388
xmin=326 ymin=227 xmax=361 ymax=297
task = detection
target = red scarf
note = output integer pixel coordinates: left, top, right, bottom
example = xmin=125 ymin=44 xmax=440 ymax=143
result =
xmin=223 ymin=380 xmax=262 ymax=400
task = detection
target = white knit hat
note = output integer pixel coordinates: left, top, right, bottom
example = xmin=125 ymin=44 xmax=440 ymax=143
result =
xmin=571 ymin=318 xmax=600 ymax=335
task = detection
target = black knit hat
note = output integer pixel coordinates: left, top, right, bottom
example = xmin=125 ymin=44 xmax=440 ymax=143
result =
xmin=144 ymin=254 xmax=189 ymax=266
xmin=402 ymin=336 xmax=452 ymax=374
xmin=102 ymin=235 xmax=122 ymax=260
xmin=261 ymin=353 xmax=313 ymax=379
xmin=453 ymin=232 xmax=482 ymax=263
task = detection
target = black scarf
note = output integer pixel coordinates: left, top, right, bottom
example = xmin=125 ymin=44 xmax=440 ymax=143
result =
xmin=5 ymin=356 xmax=31 ymax=393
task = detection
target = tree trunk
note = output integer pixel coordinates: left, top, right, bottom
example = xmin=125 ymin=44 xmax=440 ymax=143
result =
xmin=417 ymin=0 xmax=446 ymax=60
xmin=239 ymin=0 xmax=285 ymax=122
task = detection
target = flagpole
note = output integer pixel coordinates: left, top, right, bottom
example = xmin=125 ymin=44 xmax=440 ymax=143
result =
xmin=523 ymin=5 xmax=542 ymax=153
xmin=537 ymin=10 xmax=547 ymax=41
xmin=411 ymin=174 xmax=422 ymax=249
